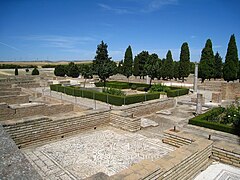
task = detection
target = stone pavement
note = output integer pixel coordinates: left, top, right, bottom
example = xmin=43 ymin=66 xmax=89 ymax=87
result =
xmin=22 ymin=127 xmax=174 ymax=179
xmin=194 ymin=162 xmax=240 ymax=180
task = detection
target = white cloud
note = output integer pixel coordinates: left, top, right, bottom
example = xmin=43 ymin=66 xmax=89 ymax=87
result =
xmin=0 ymin=41 xmax=20 ymax=51
xmin=21 ymin=35 xmax=95 ymax=49
xmin=143 ymin=0 xmax=178 ymax=12
xmin=98 ymin=3 xmax=132 ymax=14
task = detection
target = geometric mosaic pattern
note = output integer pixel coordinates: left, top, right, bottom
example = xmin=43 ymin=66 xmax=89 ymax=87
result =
xmin=23 ymin=129 xmax=174 ymax=179
xmin=214 ymin=170 xmax=240 ymax=180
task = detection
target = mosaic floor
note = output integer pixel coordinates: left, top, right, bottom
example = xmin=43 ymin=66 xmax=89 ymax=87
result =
xmin=23 ymin=129 xmax=174 ymax=180
xmin=194 ymin=162 xmax=240 ymax=180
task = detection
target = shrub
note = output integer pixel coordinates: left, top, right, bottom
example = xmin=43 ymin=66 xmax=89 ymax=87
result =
xmin=131 ymin=84 xmax=137 ymax=90
xmin=15 ymin=67 xmax=18 ymax=76
xmin=149 ymin=84 xmax=170 ymax=93
xmin=167 ymin=88 xmax=189 ymax=97
xmin=103 ymin=88 xmax=125 ymax=96
xmin=54 ymin=65 xmax=66 ymax=77
xmin=32 ymin=68 xmax=39 ymax=75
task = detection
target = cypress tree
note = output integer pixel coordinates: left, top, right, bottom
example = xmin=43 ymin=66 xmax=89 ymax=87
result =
xmin=179 ymin=42 xmax=190 ymax=82
xmin=156 ymin=59 xmax=162 ymax=80
xmin=133 ymin=56 xmax=139 ymax=77
xmin=117 ymin=60 xmax=124 ymax=74
xmin=134 ymin=51 xmax=149 ymax=79
xmin=162 ymin=50 xmax=174 ymax=80
xmin=15 ymin=67 xmax=18 ymax=76
xmin=123 ymin=45 xmax=133 ymax=80
xmin=223 ymin=34 xmax=239 ymax=82
xmin=198 ymin=39 xmax=214 ymax=83
xmin=213 ymin=52 xmax=223 ymax=79
xmin=173 ymin=61 xmax=180 ymax=81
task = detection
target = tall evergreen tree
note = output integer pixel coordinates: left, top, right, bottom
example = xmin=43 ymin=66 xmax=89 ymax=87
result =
xmin=179 ymin=42 xmax=190 ymax=82
xmin=223 ymin=34 xmax=239 ymax=82
xmin=15 ymin=67 xmax=18 ymax=76
xmin=133 ymin=56 xmax=139 ymax=77
xmin=173 ymin=61 xmax=180 ymax=81
xmin=198 ymin=39 xmax=215 ymax=82
xmin=93 ymin=41 xmax=114 ymax=86
xmin=145 ymin=53 xmax=159 ymax=85
xmin=117 ymin=60 xmax=124 ymax=74
xmin=213 ymin=52 xmax=223 ymax=79
xmin=123 ymin=45 xmax=133 ymax=80
xmin=156 ymin=59 xmax=162 ymax=80
xmin=162 ymin=50 xmax=174 ymax=80
xmin=134 ymin=51 xmax=149 ymax=79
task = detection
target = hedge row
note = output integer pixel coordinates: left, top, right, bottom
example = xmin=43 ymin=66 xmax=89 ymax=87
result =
xmin=188 ymin=107 xmax=240 ymax=135
xmin=167 ymin=88 xmax=189 ymax=97
xmin=50 ymin=84 xmax=160 ymax=106
xmin=94 ymin=81 xmax=189 ymax=97
xmin=94 ymin=81 xmax=149 ymax=89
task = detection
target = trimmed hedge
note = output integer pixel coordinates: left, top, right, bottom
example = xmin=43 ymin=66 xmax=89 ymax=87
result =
xmin=167 ymin=88 xmax=189 ymax=97
xmin=50 ymin=84 xmax=160 ymax=106
xmin=189 ymin=107 xmax=240 ymax=135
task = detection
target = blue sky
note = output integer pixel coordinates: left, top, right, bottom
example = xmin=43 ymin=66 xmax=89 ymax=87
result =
xmin=0 ymin=0 xmax=239 ymax=62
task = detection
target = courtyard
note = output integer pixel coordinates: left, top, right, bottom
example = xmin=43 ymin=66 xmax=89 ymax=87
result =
xmin=23 ymin=127 xmax=174 ymax=179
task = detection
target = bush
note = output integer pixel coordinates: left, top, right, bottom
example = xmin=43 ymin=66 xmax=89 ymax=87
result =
xmin=103 ymin=88 xmax=125 ymax=96
xmin=54 ymin=65 xmax=66 ymax=77
xmin=189 ymin=107 xmax=240 ymax=135
xmin=15 ymin=67 xmax=18 ymax=76
xmin=167 ymin=88 xmax=189 ymax=97
xmin=32 ymin=68 xmax=39 ymax=75
xmin=131 ymin=84 xmax=137 ymax=90
xmin=149 ymin=84 xmax=170 ymax=93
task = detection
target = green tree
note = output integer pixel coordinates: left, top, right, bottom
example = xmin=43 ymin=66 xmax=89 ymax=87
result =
xmin=123 ymin=45 xmax=133 ymax=81
xmin=145 ymin=53 xmax=159 ymax=86
xmin=156 ymin=59 xmax=162 ymax=80
xmin=81 ymin=64 xmax=93 ymax=87
xmin=223 ymin=34 xmax=239 ymax=82
xmin=198 ymin=39 xmax=215 ymax=83
xmin=15 ymin=67 xmax=18 ymax=76
xmin=67 ymin=62 xmax=79 ymax=78
xmin=54 ymin=65 xmax=66 ymax=77
xmin=93 ymin=41 xmax=114 ymax=87
xmin=133 ymin=56 xmax=140 ymax=77
xmin=136 ymin=51 xmax=149 ymax=79
xmin=238 ymin=60 xmax=240 ymax=82
xmin=213 ymin=52 xmax=223 ymax=79
xmin=32 ymin=68 xmax=39 ymax=75
xmin=117 ymin=60 xmax=124 ymax=74
xmin=179 ymin=42 xmax=190 ymax=82
xmin=173 ymin=61 xmax=180 ymax=81
xmin=162 ymin=50 xmax=174 ymax=80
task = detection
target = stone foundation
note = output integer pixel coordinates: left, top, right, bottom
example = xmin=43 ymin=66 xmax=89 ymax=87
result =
xmin=0 ymin=94 xmax=30 ymax=104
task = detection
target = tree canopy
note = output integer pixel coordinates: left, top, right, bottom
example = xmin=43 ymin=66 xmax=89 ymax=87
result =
xmin=213 ymin=52 xmax=223 ymax=79
xmin=54 ymin=65 xmax=66 ymax=77
xmin=179 ymin=42 xmax=190 ymax=82
xmin=32 ymin=68 xmax=39 ymax=75
xmin=145 ymin=53 xmax=160 ymax=85
xmin=199 ymin=39 xmax=214 ymax=82
xmin=123 ymin=45 xmax=133 ymax=79
xmin=162 ymin=50 xmax=174 ymax=80
xmin=223 ymin=34 xmax=239 ymax=82
xmin=93 ymin=41 xmax=116 ymax=86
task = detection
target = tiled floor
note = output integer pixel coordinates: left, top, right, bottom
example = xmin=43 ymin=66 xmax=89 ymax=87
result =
xmin=23 ymin=128 xmax=174 ymax=179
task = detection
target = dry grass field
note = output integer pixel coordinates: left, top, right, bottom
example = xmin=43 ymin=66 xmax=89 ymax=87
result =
xmin=0 ymin=60 xmax=92 ymax=67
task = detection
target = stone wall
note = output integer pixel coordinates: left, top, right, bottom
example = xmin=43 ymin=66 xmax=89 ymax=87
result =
xmin=118 ymin=98 xmax=176 ymax=117
xmin=0 ymin=94 xmax=30 ymax=104
xmin=2 ymin=109 xmax=110 ymax=147
xmin=0 ymin=124 xmax=42 ymax=180
xmin=110 ymin=110 xmax=141 ymax=132
xmin=221 ymin=82 xmax=240 ymax=100
xmin=0 ymin=102 xmax=74 ymax=121
xmin=212 ymin=141 xmax=240 ymax=167
xmin=0 ymin=91 xmax=21 ymax=96
xmin=111 ymin=130 xmax=213 ymax=180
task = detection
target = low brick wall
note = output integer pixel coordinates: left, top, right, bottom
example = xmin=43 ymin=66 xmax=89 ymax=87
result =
xmin=110 ymin=110 xmax=141 ymax=132
xmin=119 ymin=98 xmax=176 ymax=117
xmin=2 ymin=109 xmax=110 ymax=147
xmin=0 ymin=94 xmax=29 ymax=104
xmin=0 ymin=102 xmax=74 ymax=121
xmin=222 ymin=82 xmax=240 ymax=100
xmin=112 ymin=130 xmax=213 ymax=180
xmin=0 ymin=91 xmax=21 ymax=96
xmin=212 ymin=141 xmax=240 ymax=167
